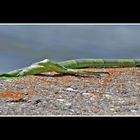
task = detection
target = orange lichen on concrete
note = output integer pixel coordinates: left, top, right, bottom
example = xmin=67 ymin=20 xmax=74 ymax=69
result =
xmin=90 ymin=90 xmax=97 ymax=94
xmin=112 ymin=83 xmax=127 ymax=88
xmin=134 ymin=73 xmax=140 ymax=76
xmin=0 ymin=90 xmax=23 ymax=100
xmin=15 ymin=81 xmax=32 ymax=86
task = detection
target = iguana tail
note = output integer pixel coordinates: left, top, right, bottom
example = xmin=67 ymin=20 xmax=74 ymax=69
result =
xmin=58 ymin=59 xmax=140 ymax=68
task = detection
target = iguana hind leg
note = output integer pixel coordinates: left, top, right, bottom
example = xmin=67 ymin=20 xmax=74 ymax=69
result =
xmin=62 ymin=68 xmax=109 ymax=75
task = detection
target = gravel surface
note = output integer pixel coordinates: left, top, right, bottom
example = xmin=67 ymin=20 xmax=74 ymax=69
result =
xmin=0 ymin=67 xmax=140 ymax=116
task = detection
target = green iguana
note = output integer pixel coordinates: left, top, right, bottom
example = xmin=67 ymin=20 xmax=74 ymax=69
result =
xmin=0 ymin=59 xmax=140 ymax=80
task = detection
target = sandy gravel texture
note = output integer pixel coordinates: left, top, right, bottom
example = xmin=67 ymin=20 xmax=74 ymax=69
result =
xmin=0 ymin=67 xmax=140 ymax=116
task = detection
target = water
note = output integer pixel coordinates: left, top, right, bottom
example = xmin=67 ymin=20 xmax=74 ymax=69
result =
xmin=0 ymin=24 xmax=140 ymax=73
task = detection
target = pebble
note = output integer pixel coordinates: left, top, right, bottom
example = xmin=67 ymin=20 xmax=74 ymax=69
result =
xmin=82 ymin=92 xmax=92 ymax=96
xmin=65 ymin=88 xmax=76 ymax=91
xmin=131 ymin=110 xmax=137 ymax=113
xmin=57 ymin=99 xmax=64 ymax=102
xmin=64 ymin=102 xmax=72 ymax=106
xmin=105 ymin=94 xmax=112 ymax=99
xmin=110 ymin=108 xmax=115 ymax=111
xmin=136 ymin=83 xmax=140 ymax=86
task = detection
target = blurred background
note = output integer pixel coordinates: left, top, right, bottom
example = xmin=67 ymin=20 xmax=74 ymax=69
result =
xmin=0 ymin=24 xmax=140 ymax=73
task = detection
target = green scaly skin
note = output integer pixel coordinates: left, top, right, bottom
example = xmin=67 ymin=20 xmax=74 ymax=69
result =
xmin=0 ymin=59 xmax=140 ymax=80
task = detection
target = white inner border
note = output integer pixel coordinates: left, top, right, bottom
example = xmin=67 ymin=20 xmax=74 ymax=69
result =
xmin=0 ymin=23 xmax=139 ymax=117
xmin=0 ymin=23 xmax=140 ymax=25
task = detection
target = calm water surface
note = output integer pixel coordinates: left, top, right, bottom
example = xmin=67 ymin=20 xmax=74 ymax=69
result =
xmin=0 ymin=24 xmax=140 ymax=73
